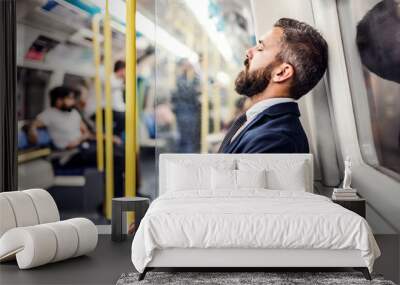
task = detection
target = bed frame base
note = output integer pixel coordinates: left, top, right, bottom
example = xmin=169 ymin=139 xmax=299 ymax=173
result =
xmin=138 ymin=267 xmax=372 ymax=281
xmin=354 ymin=267 xmax=372 ymax=280
xmin=138 ymin=268 xmax=150 ymax=281
xmin=137 ymin=248 xmax=372 ymax=281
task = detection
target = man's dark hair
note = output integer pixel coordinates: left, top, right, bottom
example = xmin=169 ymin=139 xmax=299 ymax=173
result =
xmin=114 ymin=60 xmax=125 ymax=73
xmin=49 ymin=86 xmax=73 ymax=107
xmin=274 ymin=18 xmax=328 ymax=99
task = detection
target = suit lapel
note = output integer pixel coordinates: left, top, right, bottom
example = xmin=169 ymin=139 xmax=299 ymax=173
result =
xmin=223 ymin=102 xmax=300 ymax=153
xmin=224 ymin=110 xmax=269 ymax=152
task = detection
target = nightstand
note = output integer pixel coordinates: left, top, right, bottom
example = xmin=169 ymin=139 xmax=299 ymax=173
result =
xmin=332 ymin=197 xmax=366 ymax=218
xmin=111 ymin=197 xmax=150 ymax=242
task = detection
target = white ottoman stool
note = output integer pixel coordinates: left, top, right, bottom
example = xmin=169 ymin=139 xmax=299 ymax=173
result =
xmin=0 ymin=189 xmax=98 ymax=269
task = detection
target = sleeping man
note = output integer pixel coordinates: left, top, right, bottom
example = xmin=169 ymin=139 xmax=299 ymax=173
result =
xmin=218 ymin=18 xmax=328 ymax=154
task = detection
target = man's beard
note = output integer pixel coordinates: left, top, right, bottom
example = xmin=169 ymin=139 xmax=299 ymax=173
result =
xmin=234 ymin=59 xmax=275 ymax=97
xmin=60 ymin=106 xmax=73 ymax=112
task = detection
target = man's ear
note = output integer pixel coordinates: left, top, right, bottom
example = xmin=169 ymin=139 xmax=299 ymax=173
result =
xmin=272 ymin=63 xmax=294 ymax=83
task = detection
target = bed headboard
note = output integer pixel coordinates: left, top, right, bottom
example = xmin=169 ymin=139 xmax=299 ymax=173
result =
xmin=159 ymin=154 xmax=313 ymax=195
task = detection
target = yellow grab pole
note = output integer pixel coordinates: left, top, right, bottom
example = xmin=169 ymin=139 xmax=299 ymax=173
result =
xmin=125 ymin=0 xmax=136 ymax=198
xmin=201 ymin=32 xmax=209 ymax=153
xmin=213 ymin=52 xmax=221 ymax=134
xmin=104 ymin=0 xmax=114 ymax=219
xmin=92 ymin=14 xmax=104 ymax=172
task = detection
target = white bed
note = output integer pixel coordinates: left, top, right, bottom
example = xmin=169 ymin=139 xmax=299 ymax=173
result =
xmin=131 ymin=154 xmax=380 ymax=280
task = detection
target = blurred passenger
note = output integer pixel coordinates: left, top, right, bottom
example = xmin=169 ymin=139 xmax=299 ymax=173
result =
xmin=356 ymin=0 xmax=400 ymax=154
xmin=171 ymin=59 xmax=201 ymax=153
xmin=29 ymin=86 xmax=90 ymax=150
xmin=155 ymin=99 xmax=175 ymax=132
xmin=219 ymin=18 xmax=328 ymax=153
xmin=155 ymin=97 xmax=177 ymax=152
xmin=110 ymin=60 xmax=126 ymax=137
xmin=87 ymin=60 xmax=126 ymax=138
xmin=28 ymin=86 xmax=125 ymax=197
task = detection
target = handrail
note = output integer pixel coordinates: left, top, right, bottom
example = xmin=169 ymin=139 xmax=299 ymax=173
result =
xmin=125 ymin=0 xmax=137 ymax=198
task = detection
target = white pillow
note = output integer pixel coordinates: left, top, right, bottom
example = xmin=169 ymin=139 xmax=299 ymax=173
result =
xmin=237 ymin=159 xmax=308 ymax=191
xmin=236 ymin=169 xmax=267 ymax=189
xmin=267 ymin=165 xmax=306 ymax=191
xmin=167 ymin=162 xmax=210 ymax=191
xmin=211 ymin=168 xmax=267 ymax=190
xmin=166 ymin=159 xmax=235 ymax=192
xmin=211 ymin=168 xmax=236 ymax=190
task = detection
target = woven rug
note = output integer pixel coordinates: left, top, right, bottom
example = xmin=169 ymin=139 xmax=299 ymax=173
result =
xmin=116 ymin=271 xmax=396 ymax=285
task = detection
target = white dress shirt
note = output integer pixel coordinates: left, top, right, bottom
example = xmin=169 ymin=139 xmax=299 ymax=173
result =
xmin=110 ymin=74 xmax=126 ymax=112
xmin=38 ymin=108 xmax=82 ymax=149
xmin=230 ymin=97 xmax=296 ymax=142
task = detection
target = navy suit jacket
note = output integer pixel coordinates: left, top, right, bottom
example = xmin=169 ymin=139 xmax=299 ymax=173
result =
xmin=222 ymin=102 xmax=309 ymax=153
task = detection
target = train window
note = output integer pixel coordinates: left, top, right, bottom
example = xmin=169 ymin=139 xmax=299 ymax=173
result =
xmin=15 ymin=0 xmax=332 ymax=220
xmin=152 ymin=0 xmax=255 ymax=156
xmin=337 ymin=0 xmax=400 ymax=179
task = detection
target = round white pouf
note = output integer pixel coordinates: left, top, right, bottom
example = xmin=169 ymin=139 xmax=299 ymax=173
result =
xmin=24 ymin=189 xmax=60 ymax=224
xmin=67 ymin=218 xmax=98 ymax=257
xmin=0 ymin=218 xmax=98 ymax=269
xmin=0 ymin=226 xmax=57 ymax=269
xmin=42 ymin=221 xmax=79 ymax=262
xmin=0 ymin=189 xmax=98 ymax=269
xmin=0 ymin=191 xmax=39 ymax=227
xmin=0 ymin=196 xmax=17 ymax=237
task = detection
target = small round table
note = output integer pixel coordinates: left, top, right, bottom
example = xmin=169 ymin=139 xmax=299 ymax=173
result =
xmin=111 ymin=197 xmax=150 ymax=242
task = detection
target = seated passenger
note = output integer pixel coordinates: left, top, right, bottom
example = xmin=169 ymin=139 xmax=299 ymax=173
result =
xmin=218 ymin=18 xmax=328 ymax=154
xmin=28 ymin=86 xmax=92 ymax=150
xmin=28 ymin=86 xmax=125 ymax=198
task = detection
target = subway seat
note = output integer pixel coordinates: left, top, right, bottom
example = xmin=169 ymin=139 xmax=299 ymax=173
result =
xmin=0 ymin=189 xmax=97 ymax=269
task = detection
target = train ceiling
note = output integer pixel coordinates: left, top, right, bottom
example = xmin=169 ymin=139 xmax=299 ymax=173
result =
xmin=16 ymin=0 xmax=255 ymax=66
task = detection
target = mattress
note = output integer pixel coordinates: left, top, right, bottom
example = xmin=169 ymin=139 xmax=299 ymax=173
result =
xmin=131 ymin=190 xmax=380 ymax=273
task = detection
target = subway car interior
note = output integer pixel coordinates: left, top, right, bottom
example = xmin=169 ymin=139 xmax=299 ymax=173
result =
xmin=0 ymin=0 xmax=399 ymax=284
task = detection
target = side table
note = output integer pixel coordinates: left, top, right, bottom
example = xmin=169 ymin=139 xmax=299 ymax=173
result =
xmin=332 ymin=197 xmax=366 ymax=218
xmin=112 ymin=197 xmax=150 ymax=242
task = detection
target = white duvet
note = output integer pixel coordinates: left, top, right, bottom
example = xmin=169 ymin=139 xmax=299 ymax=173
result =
xmin=131 ymin=190 xmax=380 ymax=273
